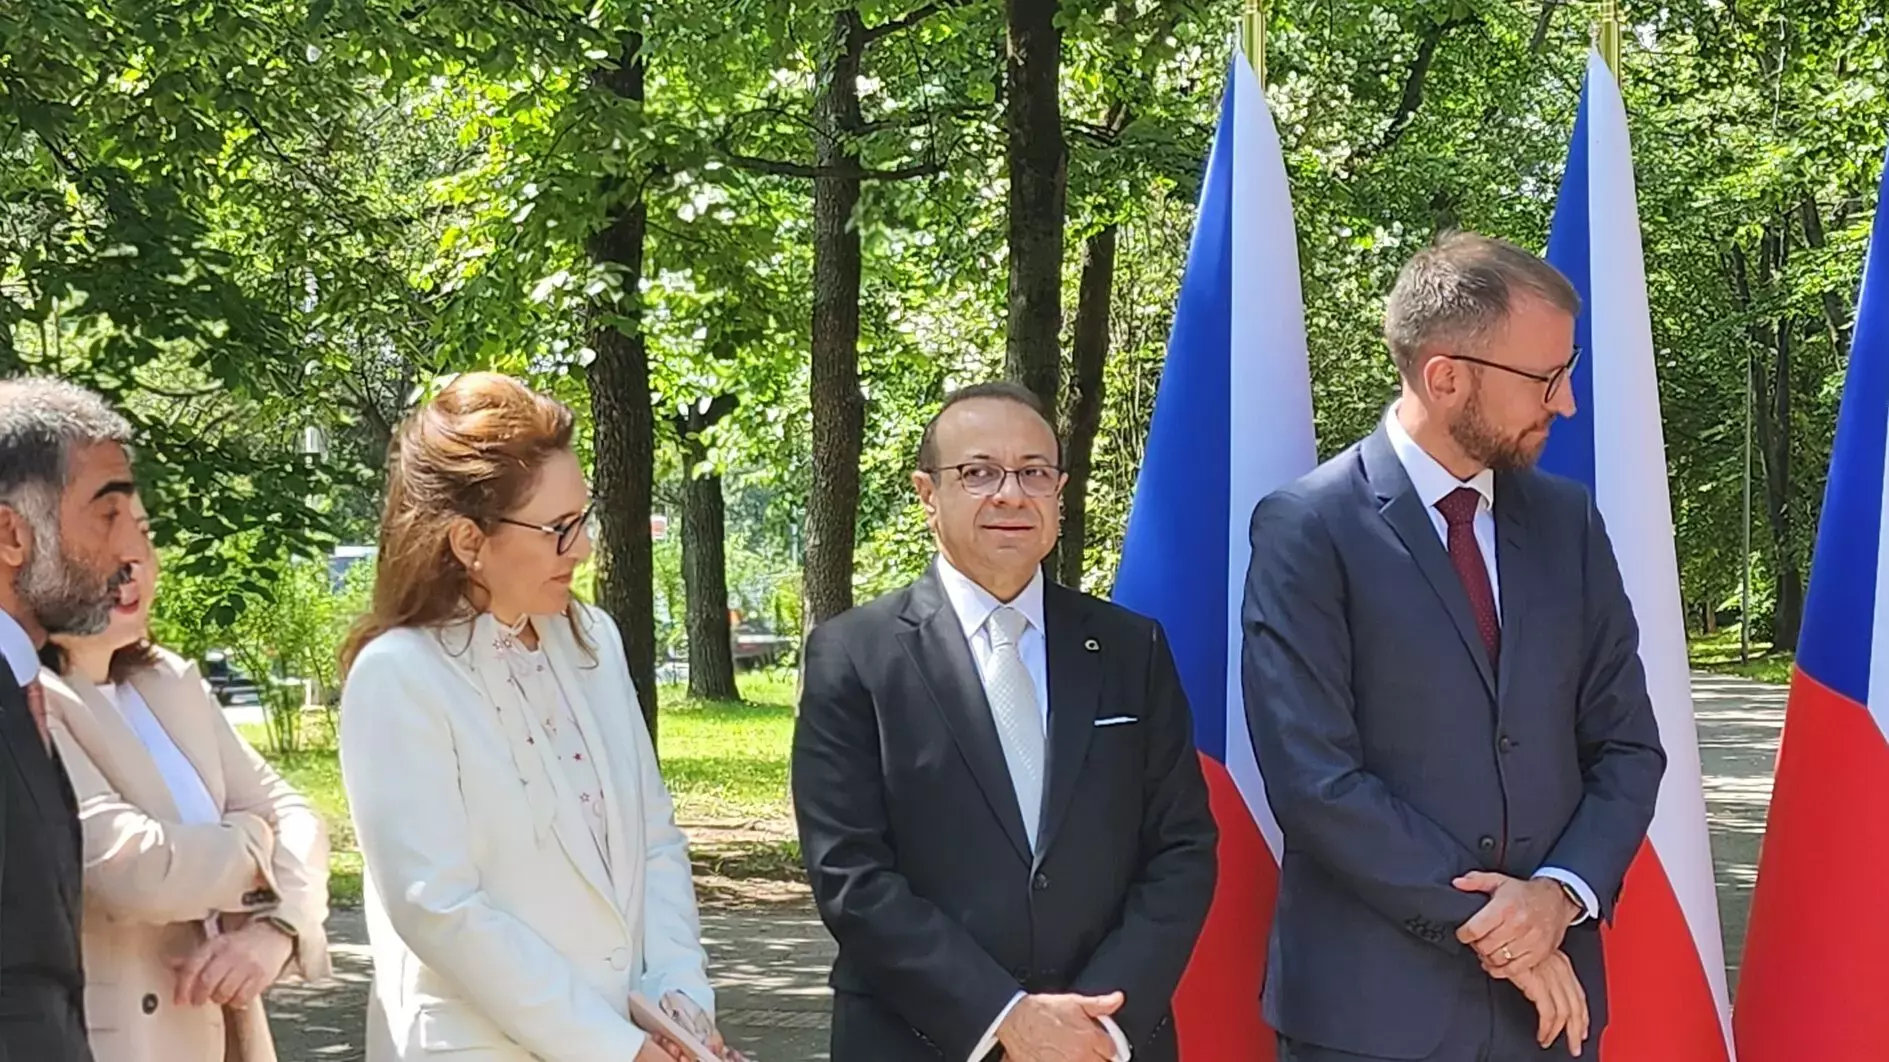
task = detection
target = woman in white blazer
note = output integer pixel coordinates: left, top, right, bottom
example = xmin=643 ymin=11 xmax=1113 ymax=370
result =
xmin=339 ymin=372 xmax=739 ymax=1062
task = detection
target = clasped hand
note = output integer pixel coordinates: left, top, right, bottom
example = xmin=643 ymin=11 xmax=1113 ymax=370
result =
xmin=168 ymin=920 xmax=295 ymax=1010
xmin=634 ymin=990 xmax=749 ymax=1062
xmin=996 ymin=991 xmax=1123 ymax=1061
xmin=1455 ymin=872 xmax=1588 ymax=1057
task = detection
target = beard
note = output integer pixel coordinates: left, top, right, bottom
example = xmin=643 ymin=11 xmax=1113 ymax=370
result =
xmin=16 ymin=516 xmax=129 ymax=638
xmin=1449 ymin=385 xmax=1551 ymax=473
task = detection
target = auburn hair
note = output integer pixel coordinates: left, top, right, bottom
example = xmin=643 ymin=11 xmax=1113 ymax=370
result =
xmin=340 ymin=372 xmax=589 ymax=674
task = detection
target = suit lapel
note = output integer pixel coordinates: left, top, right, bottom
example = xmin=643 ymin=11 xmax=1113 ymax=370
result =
xmin=1362 ymin=428 xmax=1497 ymax=699
xmin=897 ymin=570 xmax=1034 ymax=866
xmin=1035 ymin=585 xmax=1099 ymax=865
xmin=52 ymin=673 xmax=185 ymax=820
xmin=127 ymin=667 xmax=226 ymax=811
xmin=1494 ymin=472 xmax=1536 ymax=715
xmin=0 ymin=679 xmax=50 ymax=822
xmin=541 ymin=618 xmax=639 ymax=919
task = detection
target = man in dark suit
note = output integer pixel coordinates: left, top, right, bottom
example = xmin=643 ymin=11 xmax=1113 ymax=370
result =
xmin=0 ymin=378 xmax=144 ymax=1062
xmin=794 ymin=381 xmax=1217 ymax=1062
xmin=1243 ymin=233 xmax=1666 ymax=1061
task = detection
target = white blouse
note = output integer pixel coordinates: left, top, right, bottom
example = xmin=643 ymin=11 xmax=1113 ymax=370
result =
xmin=98 ymin=680 xmax=221 ymax=825
xmin=509 ymin=645 xmax=612 ymax=868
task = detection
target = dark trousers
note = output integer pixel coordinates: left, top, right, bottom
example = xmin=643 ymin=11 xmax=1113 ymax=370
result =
xmin=1277 ymin=971 xmax=1600 ymax=1062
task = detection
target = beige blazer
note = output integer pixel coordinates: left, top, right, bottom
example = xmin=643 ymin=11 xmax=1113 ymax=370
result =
xmin=42 ymin=648 xmax=332 ymax=1062
xmin=340 ymin=604 xmax=713 ymax=1062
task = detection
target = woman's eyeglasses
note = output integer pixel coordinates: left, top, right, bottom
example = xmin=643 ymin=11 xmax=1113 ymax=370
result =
xmin=495 ymin=503 xmax=595 ymax=555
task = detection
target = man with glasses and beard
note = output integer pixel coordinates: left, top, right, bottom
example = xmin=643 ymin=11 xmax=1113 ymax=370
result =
xmin=794 ymin=382 xmax=1216 ymax=1062
xmin=0 ymin=378 xmax=145 ymax=1062
xmin=1242 ymin=232 xmax=1666 ymax=1062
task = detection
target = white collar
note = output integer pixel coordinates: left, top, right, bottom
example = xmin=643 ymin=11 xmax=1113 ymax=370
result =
xmin=1385 ymin=404 xmax=1496 ymax=513
xmin=0 ymin=608 xmax=38 ymax=688
xmin=935 ymin=556 xmax=1046 ymax=642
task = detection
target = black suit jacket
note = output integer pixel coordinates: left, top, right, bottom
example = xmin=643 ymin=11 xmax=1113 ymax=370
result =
xmin=0 ymin=664 xmax=91 ymax=1062
xmin=793 ymin=566 xmax=1217 ymax=1061
xmin=1242 ymin=427 xmax=1666 ymax=1058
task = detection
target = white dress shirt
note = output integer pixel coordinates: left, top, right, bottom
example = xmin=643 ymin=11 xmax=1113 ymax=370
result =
xmin=1384 ymin=407 xmax=1600 ymax=923
xmin=935 ymin=558 xmax=1133 ymax=1062
xmin=0 ymin=608 xmax=38 ymax=687
xmin=97 ymin=681 xmax=222 ymax=826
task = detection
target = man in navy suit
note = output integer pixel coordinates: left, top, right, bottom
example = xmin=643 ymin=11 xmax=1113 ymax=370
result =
xmin=1243 ymin=232 xmax=1666 ymax=1061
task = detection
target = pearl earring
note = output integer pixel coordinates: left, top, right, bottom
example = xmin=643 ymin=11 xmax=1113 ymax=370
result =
xmin=473 ymin=559 xmax=483 ymax=572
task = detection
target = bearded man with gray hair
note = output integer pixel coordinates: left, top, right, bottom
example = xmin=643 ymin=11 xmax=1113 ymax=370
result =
xmin=0 ymin=378 xmax=145 ymax=1062
xmin=1242 ymin=233 xmax=1665 ymax=1061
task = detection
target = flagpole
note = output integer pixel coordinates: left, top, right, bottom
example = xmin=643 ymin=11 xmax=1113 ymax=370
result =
xmin=1597 ymin=0 xmax=1622 ymax=75
xmin=1743 ymin=356 xmax=1754 ymax=663
xmin=1241 ymin=0 xmax=1265 ymax=83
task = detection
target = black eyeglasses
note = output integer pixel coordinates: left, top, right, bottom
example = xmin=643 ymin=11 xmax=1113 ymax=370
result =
xmin=495 ymin=503 xmax=595 ymax=555
xmin=924 ymin=462 xmax=1065 ymax=498
xmin=1443 ymin=347 xmax=1583 ymax=404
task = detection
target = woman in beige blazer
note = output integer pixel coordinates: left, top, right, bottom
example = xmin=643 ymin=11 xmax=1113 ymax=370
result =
xmin=40 ymin=498 xmax=331 ymax=1062
xmin=340 ymin=373 xmax=740 ymax=1062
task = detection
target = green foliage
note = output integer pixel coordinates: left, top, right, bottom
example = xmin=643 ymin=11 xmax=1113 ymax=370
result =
xmin=8 ymin=0 xmax=1888 ymax=656
xmin=152 ymin=535 xmax=371 ymax=754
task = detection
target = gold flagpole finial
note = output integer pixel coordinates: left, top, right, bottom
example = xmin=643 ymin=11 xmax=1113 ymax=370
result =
xmin=1241 ymin=0 xmax=1266 ymax=83
xmin=1597 ymin=0 xmax=1623 ymax=76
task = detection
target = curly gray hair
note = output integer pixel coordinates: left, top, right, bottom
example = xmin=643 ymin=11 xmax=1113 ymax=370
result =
xmin=0 ymin=378 xmax=136 ymax=636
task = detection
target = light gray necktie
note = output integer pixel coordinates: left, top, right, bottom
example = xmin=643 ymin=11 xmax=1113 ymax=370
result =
xmin=985 ymin=606 xmax=1045 ymax=850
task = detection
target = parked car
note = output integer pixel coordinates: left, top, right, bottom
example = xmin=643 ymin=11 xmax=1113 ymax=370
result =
xmin=731 ymin=623 xmax=795 ymax=670
xmin=201 ymin=650 xmax=264 ymax=709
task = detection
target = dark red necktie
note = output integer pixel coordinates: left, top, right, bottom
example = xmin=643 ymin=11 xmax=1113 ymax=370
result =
xmin=1435 ymin=487 xmax=1500 ymax=668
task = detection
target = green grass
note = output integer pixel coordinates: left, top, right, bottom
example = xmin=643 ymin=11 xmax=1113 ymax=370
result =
xmin=656 ymin=669 xmax=797 ymax=824
xmin=240 ymin=668 xmax=800 ymax=906
xmin=1688 ymin=625 xmax=1794 ymax=686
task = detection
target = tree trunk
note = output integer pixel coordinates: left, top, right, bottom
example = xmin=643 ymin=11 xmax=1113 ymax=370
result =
xmin=802 ymin=10 xmax=868 ymax=629
xmin=1003 ymin=0 xmax=1066 ymax=413
xmin=1752 ymin=225 xmax=1801 ymax=652
xmin=1056 ymin=223 xmax=1116 ymax=589
xmin=586 ymin=34 xmax=659 ymax=745
xmin=681 ymin=430 xmax=738 ymax=701
xmin=1798 ymin=196 xmax=1856 ymax=354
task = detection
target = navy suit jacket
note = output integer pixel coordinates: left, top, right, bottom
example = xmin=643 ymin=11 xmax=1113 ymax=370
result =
xmin=1242 ymin=426 xmax=1665 ymax=1058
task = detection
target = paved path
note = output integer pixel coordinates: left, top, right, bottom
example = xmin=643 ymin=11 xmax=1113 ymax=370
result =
xmin=269 ymin=670 xmax=1788 ymax=1060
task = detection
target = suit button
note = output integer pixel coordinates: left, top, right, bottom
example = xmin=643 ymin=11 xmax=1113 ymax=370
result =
xmin=1032 ymin=872 xmax=1050 ymax=891
xmin=1478 ymin=836 xmax=1496 ymax=853
xmin=608 ymin=947 xmax=631 ymax=971
xmin=1499 ymin=735 xmax=1515 ymax=752
xmin=141 ymin=993 xmax=159 ymax=1015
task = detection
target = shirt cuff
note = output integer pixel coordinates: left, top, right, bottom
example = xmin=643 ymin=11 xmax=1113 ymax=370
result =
xmin=1099 ymin=1015 xmax=1133 ymax=1061
xmin=1534 ymin=867 xmax=1600 ymax=924
xmin=969 ymin=992 xmax=1026 ymax=1062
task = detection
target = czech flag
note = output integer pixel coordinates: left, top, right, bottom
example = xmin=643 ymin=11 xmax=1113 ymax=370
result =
xmin=1537 ymin=50 xmax=1734 ymax=1061
xmin=1112 ymin=42 xmax=1315 ymax=1060
xmin=1734 ymin=145 xmax=1889 ymax=1059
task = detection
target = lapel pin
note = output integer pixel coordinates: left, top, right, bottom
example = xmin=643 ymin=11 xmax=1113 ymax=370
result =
xmin=1084 ymin=638 xmax=1100 ymax=652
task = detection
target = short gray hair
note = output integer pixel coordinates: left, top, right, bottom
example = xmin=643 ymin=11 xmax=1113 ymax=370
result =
xmin=0 ymin=378 xmax=134 ymax=514
xmin=1383 ymin=231 xmax=1582 ymax=377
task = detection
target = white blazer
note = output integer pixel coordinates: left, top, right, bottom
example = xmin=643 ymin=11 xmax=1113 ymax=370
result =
xmin=340 ymin=604 xmax=713 ymax=1062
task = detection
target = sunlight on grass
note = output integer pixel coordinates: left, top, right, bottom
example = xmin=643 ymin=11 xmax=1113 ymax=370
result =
xmin=1689 ymin=625 xmax=1793 ymax=686
xmin=657 ymin=669 xmax=797 ymax=824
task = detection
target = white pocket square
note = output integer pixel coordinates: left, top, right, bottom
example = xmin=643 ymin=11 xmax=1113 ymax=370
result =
xmin=1093 ymin=715 xmax=1139 ymax=728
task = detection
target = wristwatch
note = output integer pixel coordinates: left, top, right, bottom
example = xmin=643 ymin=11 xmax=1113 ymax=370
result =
xmin=256 ymin=914 xmax=300 ymax=944
xmin=1554 ymin=880 xmax=1587 ymax=922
